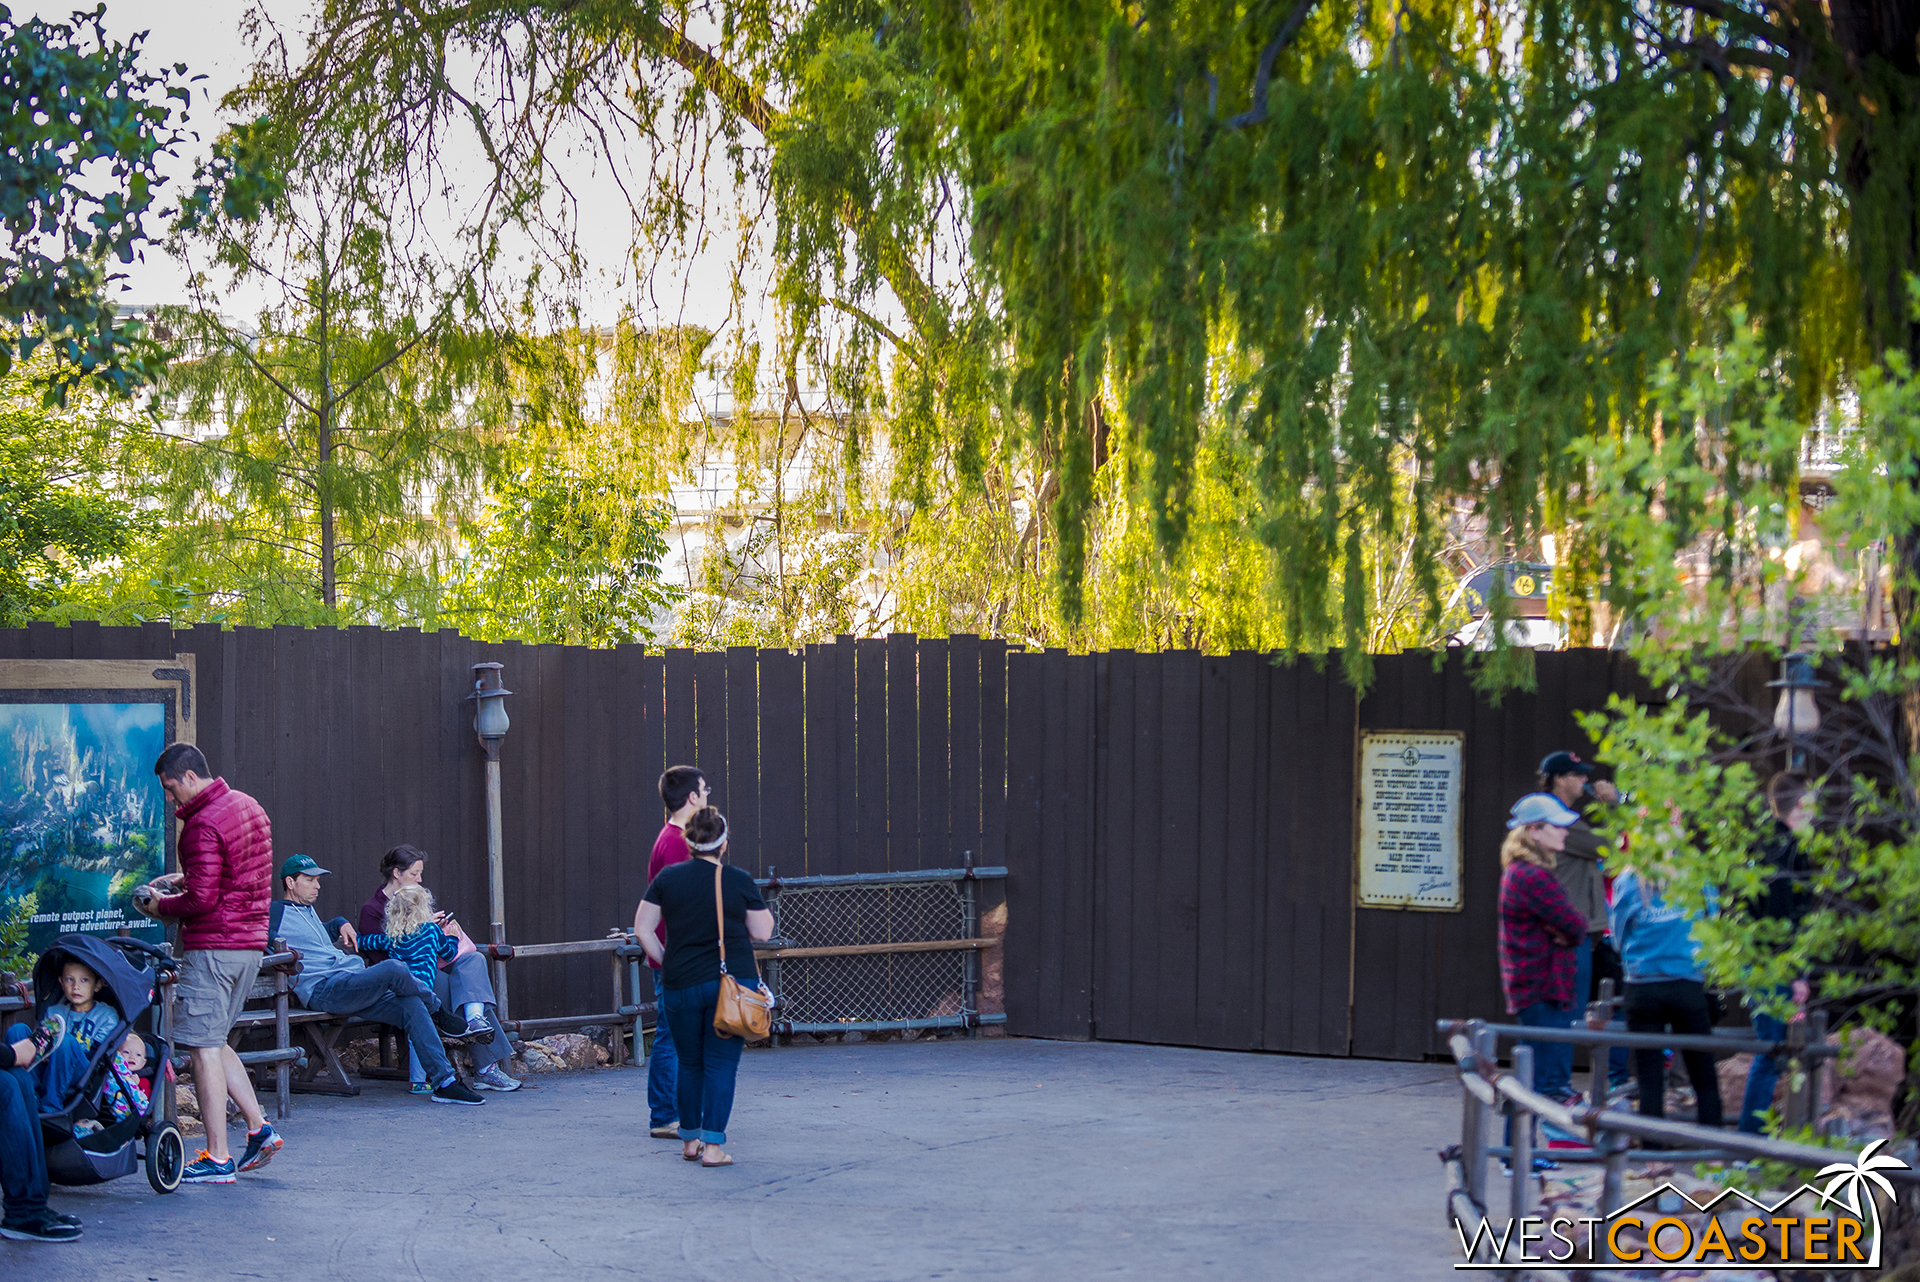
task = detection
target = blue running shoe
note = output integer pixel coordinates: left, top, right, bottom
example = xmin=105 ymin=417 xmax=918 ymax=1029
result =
xmin=182 ymin=1150 xmax=237 ymax=1184
xmin=238 ymin=1123 xmax=282 ymax=1173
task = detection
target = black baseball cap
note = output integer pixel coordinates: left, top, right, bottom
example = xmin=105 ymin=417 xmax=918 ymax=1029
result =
xmin=1538 ymin=751 xmax=1594 ymax=779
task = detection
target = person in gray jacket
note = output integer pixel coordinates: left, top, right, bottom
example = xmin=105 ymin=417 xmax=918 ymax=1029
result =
xmin=269 ymin=855 xmax=484 ymax=1106
xmin=1538 ymin=750 xmax=1628 ymax=1090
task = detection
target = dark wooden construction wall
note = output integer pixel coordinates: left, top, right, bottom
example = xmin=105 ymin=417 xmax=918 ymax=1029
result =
xmin=1003 ymin=647 xmax=1644 ymax=1058
xmin=0 ymin=624 xmax=1635 ymax=1055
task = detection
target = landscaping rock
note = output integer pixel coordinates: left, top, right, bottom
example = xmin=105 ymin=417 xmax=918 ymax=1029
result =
xmin=521 ymin=1033 xmax=607 ymax=1071
xmin=844 ymin=1031 xmax=866 ymax=1044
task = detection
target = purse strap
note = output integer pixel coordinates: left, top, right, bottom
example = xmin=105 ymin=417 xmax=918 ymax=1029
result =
xmin=712 ymin=859 xmax=730 ymax=977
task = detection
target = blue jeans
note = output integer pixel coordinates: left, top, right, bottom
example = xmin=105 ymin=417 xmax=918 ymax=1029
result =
xmin=647 ymin=974 xmax=678 ymax=1128
xmin=310 ymin=961 xmax=455 ymax=1088
xmin=0 ymin=1063 xmax=48 ymax=1222
xmin=1518 ymin=1000 xmax=1575 ymax=1099
xmin=1741 ymin=1008 xmax=1787 ymax=1134
xmin=4 ymin=1024 xmax=88 ymax=1114
xmin=662 ymin=980 xmax=744 ymax=1145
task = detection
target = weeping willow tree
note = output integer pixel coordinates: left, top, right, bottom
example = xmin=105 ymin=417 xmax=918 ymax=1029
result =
xmin=225 ymin=0 xmax=1917 ymax=671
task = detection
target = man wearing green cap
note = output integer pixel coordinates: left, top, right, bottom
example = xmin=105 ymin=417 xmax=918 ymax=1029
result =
xmin=271 ymin=856 xmax=485 ymax=1106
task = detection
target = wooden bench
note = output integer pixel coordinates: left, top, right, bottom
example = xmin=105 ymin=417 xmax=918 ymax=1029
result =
xmin=229 ymin=947 xmax=504 ymax=1103
xmin=223 ymin=951 xmax=324 ymax=1119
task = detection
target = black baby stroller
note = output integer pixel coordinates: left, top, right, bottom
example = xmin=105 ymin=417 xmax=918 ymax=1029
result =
xmin=28 ymin=934 xmax=186 ymax=1193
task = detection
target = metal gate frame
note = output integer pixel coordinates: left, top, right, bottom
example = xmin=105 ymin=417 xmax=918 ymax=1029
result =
xmin=755 ymin=863 xmax=1008 ymax=1039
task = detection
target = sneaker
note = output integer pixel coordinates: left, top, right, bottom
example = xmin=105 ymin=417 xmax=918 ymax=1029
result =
xmin=430 ymin=1078 xmax=485 ymax=1106
xmin=28 ymin=1012 xmax=65 ymax=1060
xmin=0 ymin=1211 xmax=81 ymax=1242
xmin=460 ymin=1014 xmax=494 ymax=1039
xmin=71 ymin=1119 xmax=103 ymax=1136
xmin=238 ymin=1123 xmax=283 ymax=1173
xmin=47 ymin=1211 xmax=80 ymax=1228
xmin=474 ymin=1063 xmax=522 ymax=1092
xmin=181 ymin=1150 xmax=237 ymax=1184
xmin=409 ymin=1081 xmax=434 ymax=1096
xmin=649 ymin=1120 xmax=682 ymax=1139
xmin=431 ymin=1011 xmax=479 ymax=1044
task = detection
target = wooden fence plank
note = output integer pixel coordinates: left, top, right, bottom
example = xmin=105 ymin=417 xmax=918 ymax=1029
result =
xmin=759 ymin=648 xmax=804 ymax=880
xmin=1001 ymin=650 xmax=1044 ymax=1035
xmin=948 ymin=635 xmax=980 ymax=867
xmin=1128 ymin=649 xmax=1164 ymax=1043
xmin=803 ymin=644 xmax=840 ymax=877
xmin=695 ymin=650 xmax=728 ymax=814
xmin=726 ymin=646 xmax=761 ymax=876
xmin=664 ymin=649 xmax=696 ymax=768
xmin=1094 ymin=651 xmax=1135 ymax=1043
xmin=917 ymin=637 xmax=948 ymax=874
xmin=980 ymin=640 xmax=1007 ymax=868
xmin=834 ymin=637 xmax=858 ymax=875
xmin=886 ymin=633 xmax=919 ymax=872
xmin=855 ymin=637 xmax=887 ymax=873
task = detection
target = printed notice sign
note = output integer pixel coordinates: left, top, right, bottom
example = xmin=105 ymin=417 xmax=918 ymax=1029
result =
xmin=1356 ymin=730 xmax=1464 ymax=910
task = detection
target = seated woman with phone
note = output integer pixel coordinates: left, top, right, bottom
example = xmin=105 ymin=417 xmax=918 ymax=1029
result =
xmin=358 ymin=845 xmax=522 ymax=1094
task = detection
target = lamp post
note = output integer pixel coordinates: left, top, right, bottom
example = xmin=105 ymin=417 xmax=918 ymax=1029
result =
xmin=1768 ymin=652 xmax=1824 ymax=772
xmin=468 ymin=662 xmax=512 ymax=1020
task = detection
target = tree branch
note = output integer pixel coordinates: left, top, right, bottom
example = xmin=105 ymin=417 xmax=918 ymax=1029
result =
xmin=1225 ymin=0 xmax=1324 ymax=130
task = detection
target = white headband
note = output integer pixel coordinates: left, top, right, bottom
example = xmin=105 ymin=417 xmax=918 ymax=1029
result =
xmin=687 ymin=817 xmax=728 ymax=852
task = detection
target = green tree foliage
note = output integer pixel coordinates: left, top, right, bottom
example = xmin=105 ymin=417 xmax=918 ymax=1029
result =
xmin=225 ymin=0 xmax=1920 ymax=666
xmin=0 ymin=364 xmax=143 ymax=625
xmin=130 ymin=124 xmax=514 ymax=625
xmin=1569 ymin=320 xmax=1920 ymax=1133
xmin=0 ymin=890 xmax=35 ymax=980
xmin=0 ymin=6 xmax=202 ymax=398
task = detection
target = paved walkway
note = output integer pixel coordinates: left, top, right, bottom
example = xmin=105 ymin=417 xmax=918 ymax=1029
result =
xmin=11 ymin=1038 xmax=1461 ymax=1280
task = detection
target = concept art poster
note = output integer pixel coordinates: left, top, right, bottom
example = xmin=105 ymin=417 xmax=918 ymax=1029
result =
xmin=0 ymin=659 xmax=196 ymax=958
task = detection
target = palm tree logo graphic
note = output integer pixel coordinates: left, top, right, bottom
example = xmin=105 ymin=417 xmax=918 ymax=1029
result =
xmin=1815 ymin=1139 xmax=1910 ymax=1267
xmin=1812 ymin=1136 xmax=1904 ymax=1220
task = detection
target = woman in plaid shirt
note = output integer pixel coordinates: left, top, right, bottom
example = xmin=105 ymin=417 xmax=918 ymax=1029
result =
xmin=1499 ymin=793 xmax=1591 ymax=1105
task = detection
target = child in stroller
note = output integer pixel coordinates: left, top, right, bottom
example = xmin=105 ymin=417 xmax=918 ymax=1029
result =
xmin=5 ymin=936 xmax=187 ymax=1198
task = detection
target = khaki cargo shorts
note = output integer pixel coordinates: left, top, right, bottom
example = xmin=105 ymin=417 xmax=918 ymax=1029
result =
xmin=172 ymin=949 xmax=263 ymax=1048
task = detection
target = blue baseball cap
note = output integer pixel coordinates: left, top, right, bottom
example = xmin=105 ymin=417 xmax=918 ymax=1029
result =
xmin=1508 ymin=793 xmax=1581 ymax=830
xmin=279 ymin=854 xmax=330 ymax=879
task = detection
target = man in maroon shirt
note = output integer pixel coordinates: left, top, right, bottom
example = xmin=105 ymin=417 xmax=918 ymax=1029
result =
xmin=642 ymin=766 xmax=707 ymax=1138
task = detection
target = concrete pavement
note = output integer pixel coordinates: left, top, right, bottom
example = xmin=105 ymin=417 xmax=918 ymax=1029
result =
xmin=10 ymin=1037 xmax=1461 ymax=1280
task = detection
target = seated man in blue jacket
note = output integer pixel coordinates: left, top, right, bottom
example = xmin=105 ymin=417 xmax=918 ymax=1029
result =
xmin=270 ymin=856 xmax=484 ymax=1106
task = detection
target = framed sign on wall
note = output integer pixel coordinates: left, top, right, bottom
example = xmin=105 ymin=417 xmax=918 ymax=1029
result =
xmin=0 ymin=658 xmax=196 ymax=957
xmin=1354 ymin=730 xmax=1465 ymax=911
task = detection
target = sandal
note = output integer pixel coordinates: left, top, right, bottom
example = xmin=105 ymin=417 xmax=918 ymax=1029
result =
xmin=701 ymin=1152 xmax=734 ymax=1168
xmin=682 ymin=1141 xmax=705 ymax=1162
xmin=30 ymin=1013 xmax=65 ymax=1059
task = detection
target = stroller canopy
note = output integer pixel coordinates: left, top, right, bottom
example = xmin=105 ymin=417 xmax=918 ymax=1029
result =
xmin=32 ymin=935 xmax=156 ymax=1026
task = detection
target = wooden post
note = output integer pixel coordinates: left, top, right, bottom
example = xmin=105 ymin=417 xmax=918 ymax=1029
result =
xmin=609 ymin=951 xmax=627 ymax=1067
xmin=273 ymin=966 xmax=291 ymax=1120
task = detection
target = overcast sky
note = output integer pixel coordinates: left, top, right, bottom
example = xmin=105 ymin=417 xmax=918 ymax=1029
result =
xmin=33 ymin=0 xmax=761 ymax=337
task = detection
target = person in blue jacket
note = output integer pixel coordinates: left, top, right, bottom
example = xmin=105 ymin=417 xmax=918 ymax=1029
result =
xmin=1609 ymin=862 xmax=1723 ymax=1128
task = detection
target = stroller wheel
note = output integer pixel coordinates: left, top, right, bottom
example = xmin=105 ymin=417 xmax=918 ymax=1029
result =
xmin=145 ymin=1124 xmax=185 ymax=1194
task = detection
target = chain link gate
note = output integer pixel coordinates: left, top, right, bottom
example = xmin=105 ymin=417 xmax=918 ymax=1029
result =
xmin=754 ymin=864 xmax=1008 ymax=1039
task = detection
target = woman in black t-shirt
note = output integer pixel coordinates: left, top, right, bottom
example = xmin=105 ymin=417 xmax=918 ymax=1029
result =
xmin=635 ymin=806 xmax=774 ymax=1167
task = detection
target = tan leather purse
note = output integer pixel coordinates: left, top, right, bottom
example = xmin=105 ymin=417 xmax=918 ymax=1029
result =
xmin=711 ymin=861 xmax=773 ymax=1040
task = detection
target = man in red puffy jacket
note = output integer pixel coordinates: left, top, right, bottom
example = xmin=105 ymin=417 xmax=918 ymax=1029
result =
xmin=137 ymin=743 xmax=281 ymax=1185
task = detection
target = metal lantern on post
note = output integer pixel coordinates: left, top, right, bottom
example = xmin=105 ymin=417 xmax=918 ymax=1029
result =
xmin=1768 ymin=651 xmax=1824 ymax=771
xmin=467 ymin=662 xmax=512 ymax=1020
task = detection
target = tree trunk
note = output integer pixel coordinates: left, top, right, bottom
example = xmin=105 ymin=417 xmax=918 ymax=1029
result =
xmin=318 ymin=405 xmax=336 ymax=610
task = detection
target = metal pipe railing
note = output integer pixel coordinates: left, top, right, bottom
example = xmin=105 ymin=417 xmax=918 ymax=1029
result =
xmin=1440 ymin=1014 xmax=1919 ymax=1272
